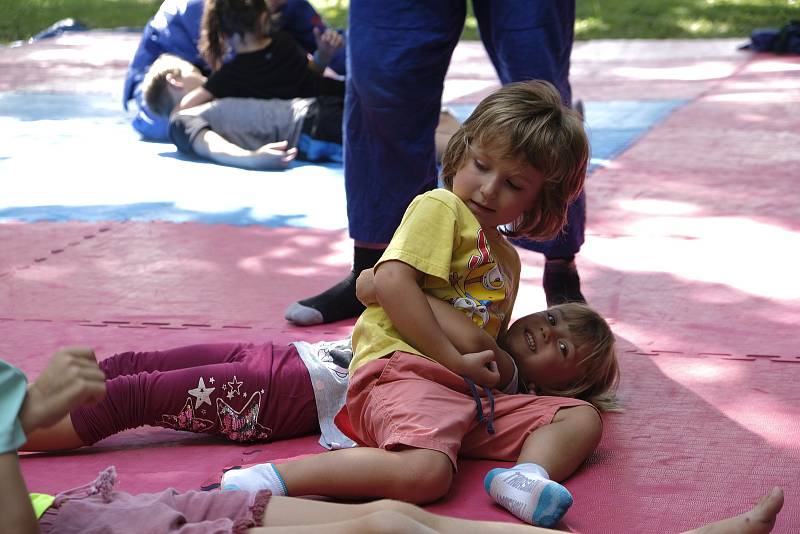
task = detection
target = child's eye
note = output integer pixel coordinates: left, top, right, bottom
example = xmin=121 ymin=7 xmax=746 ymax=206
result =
xmin=546 ymin=312 xmax=556 ymax=326
xmin=474 ymin=159 xmax=488 ymax=171
xmin=506 ymin=179 xmax=522 ymax=191
xmin=559 ymin=340 xmax=568 ymax=356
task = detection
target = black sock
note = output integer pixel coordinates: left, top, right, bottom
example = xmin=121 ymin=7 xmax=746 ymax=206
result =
xmin=289 ymin=246 xmax=385 ymax=324
xmin=543 ymin=256 xmax=586 ymax=307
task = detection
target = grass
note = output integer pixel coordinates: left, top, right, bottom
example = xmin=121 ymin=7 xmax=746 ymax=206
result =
xmin=1 ymin=0 xmax=798 ymax=44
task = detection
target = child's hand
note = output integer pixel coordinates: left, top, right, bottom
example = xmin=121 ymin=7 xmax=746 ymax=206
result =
xmin=20 ymin=347 xmax=107 ymax=433
xmin=313 ymin=27 xmax=344 ymax=63
xmin=252 ymin=140 xmax=298 ymax=169
xmin=458 ymin=350 xmax=500 ymax=388
xmin=355 ymin=268 xmax=378 ymax=306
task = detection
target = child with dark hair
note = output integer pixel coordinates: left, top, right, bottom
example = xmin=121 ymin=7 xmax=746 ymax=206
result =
xmin=174 ymin=0 xmax=344 ymax=112
xmin=123 ymin=0 xmax=345 ymax=141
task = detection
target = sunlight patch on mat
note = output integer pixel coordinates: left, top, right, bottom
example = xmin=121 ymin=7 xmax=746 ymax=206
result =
xmin=583 ymin=214 xmax=800 ymax=300
xmin=2 ymin=93 xmax=683 ymax=229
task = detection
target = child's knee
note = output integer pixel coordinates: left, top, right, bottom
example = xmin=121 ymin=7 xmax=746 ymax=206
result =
xmin=392 ymin=451 xmax=453 ymax=503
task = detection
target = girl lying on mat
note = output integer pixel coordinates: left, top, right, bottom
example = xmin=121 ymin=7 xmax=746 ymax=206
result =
xmin=22 ymin=299 xmax=618 ymax=454
xmin=6 ymin=341 xmax=783 ymax=532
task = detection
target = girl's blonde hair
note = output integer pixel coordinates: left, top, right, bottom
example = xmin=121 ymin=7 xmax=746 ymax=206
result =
xmin=537 ymin=302 xmax=621 ymax=412
xmin=200 ymin=0 xmax=271 ymax=70
xmin=441 ymin=80 xmax=589 ymax=241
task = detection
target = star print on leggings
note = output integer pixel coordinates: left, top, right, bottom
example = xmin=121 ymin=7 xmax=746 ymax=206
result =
xmin=188 ymin=377 xmax=216 ymax=408
xmin=159 ymin=398 xmax=216 ymax=433
xmin=216 ymin=391 xmax=272 ymax=442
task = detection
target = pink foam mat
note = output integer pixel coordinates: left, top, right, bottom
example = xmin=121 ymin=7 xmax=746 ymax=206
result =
xmin=2 ymin=38 xmax=799 ymax=531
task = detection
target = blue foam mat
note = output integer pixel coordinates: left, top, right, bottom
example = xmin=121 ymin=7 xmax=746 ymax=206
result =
xmin=0 ymin=93 xmax=684 ymax=228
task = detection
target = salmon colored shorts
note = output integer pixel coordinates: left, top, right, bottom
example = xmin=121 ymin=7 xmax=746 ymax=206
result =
xmin=340 ymin=352 xmax=594 ymax=467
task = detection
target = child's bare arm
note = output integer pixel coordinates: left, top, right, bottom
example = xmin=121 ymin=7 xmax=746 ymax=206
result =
xmin=426 ymin=297 xmax=516 ymax=390
xmin=359 ymin=266 xmax=514 ymax=389
xmin=374 ymin=260 xmax=500 ymax=387
xmin=177 ymin=86 xmax=213 ymax=111
xmin=192 ymin=131 xmax=297 ymax=170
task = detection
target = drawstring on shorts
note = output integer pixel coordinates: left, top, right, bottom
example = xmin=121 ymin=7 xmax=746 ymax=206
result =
xmin=464 ymin=378 xmax=496 ymax=434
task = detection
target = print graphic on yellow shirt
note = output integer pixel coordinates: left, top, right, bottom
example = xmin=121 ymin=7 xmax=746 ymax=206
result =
xmin=449 ymin=227 xmax=506 ymax=334
xmin=350 ymin=189 xmax=521 ymax=372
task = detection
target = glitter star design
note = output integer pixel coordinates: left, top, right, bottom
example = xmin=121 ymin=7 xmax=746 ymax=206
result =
xmin=216 ymin=391 xmax=272 ymax=442
xmin=188 ymin=377 xmax=216 ymax=409
xmin=209 ymin=377 xmax=215 ymax=384
xmin=227 ymin=376 xmax=243 ymax=396
xmin=159 ymin=398 xmax=215 ymax=433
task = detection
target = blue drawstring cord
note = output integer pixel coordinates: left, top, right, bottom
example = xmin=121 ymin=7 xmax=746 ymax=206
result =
xmin=463 ymin=378 xmax=496 ymax=434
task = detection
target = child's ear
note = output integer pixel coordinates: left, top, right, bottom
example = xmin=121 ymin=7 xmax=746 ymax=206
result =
xmin=166 ymin=72 xmax=183 ymax=88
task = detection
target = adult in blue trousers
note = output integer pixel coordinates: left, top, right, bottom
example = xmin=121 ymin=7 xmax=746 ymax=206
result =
xmin=286 ymin=0 xmax=587 ymax=326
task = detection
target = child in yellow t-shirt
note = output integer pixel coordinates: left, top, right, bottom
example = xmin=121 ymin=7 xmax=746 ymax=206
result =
xmin=223 ymin=80 xmax=601 ymax=527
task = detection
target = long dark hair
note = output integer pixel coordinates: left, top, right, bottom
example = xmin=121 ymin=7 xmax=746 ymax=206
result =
xmin=199 ymin=0 xmax=270 ymax=70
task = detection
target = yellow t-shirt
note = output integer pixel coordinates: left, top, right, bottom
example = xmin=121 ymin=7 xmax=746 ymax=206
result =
xmin=351 ymin=189 xmax=520 ymax=371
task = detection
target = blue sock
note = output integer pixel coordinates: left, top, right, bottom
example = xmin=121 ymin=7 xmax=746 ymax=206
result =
xmin=484 ymin=463 xmax=573 ymax=527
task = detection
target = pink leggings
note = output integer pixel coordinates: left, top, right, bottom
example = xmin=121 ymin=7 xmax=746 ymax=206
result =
xmin=70 ymin=342 xmax=318 ymax=445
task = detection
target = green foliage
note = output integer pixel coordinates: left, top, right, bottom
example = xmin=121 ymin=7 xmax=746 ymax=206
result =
xmin=574 ymin=0 xmax=800 ymax=39
xmin=312 ymin=0 xmax=799 ymax=40
xmin=1 ymin=0 xmax=161 ymax=43
xmin=2 ymin=0 xmax=798 ymax=44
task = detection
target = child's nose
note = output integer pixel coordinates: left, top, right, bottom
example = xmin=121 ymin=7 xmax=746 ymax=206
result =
xmin=480 ymin=175 xmax=500 ymax=197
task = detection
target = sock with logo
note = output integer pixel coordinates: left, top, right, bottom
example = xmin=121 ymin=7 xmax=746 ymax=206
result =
xmin=484 ymin=463 xmax=573 ymax=527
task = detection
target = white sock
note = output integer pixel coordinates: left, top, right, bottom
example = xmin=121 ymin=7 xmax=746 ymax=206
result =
xmin=220 ymin=463 xmax=288 ymax=495
xmin=483 ymin=463 xmax=573 ymax=527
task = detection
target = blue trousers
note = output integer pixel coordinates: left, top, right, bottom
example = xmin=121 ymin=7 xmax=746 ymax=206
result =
xmin=344 ymin=0 xmax=583 ymax=257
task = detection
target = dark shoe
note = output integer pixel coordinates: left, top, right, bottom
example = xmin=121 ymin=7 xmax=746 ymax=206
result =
xmin=543 ymin=260 xmax=586 ymax=307
xmin=574 ymin=99 xmax=585 ymax=122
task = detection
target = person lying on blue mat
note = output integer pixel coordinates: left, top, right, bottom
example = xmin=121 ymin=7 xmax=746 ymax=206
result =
xmin=123 ymin=0 xmax=346 ymax=142
xmin=140 ymin=54 xmax=460 ymax=170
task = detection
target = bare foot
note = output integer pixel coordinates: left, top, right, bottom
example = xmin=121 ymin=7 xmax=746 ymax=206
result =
xmin=683 ymin=487 xmax=784 ymax=534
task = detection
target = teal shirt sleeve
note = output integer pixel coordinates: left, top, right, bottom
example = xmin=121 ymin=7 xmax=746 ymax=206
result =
xmin=0 ymin=360 xmax=28 ymax=454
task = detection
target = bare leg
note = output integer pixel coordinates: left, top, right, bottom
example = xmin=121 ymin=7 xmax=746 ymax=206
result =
xmin=252 ymin=496 xmax=551 ymax=533
xmin=21 ymin=413 xmax=83 ymax=451
xmin=683 ymin=487 xmax=784 ymax=534
xmin=224 ymin=446 xmax=454 ymax=503
xmin=484 ymin=405 xmax=602 ymax=526
xmin=274 ymin=446 xmax=453 ymax=503
xmin=518 ymin=405 xmax=602 ymax=481
xmin=251 ymin=488 xmax=784 ymax=534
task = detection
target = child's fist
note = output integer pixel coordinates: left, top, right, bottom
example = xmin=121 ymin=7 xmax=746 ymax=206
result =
xmin=20 ymin=347 xmax=107 ymax=432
